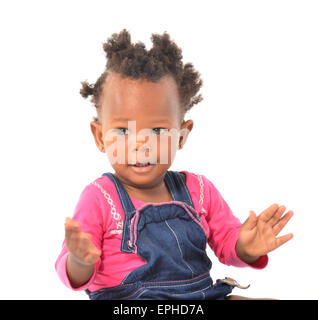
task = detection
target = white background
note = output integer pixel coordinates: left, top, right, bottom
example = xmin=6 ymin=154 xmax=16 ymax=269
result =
xmin=0 ymin=0 xmax=317 ymax=300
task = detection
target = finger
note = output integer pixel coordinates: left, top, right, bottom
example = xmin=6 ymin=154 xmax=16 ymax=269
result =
xmin=65 ymin=217 xmax=72 ymax=224
xmin=259 ymin=203 xmax=279 ymax=223
xmin=242 ymin=211 xmax=258 ymax=230
xmin=65 ymin=219 xmax=81 ymax=239
xmin=70 ymin=221 xmax=81 ymax=233
xmin=64 ymin=217 xmax=74 ymax=238
xmin=268 ymin=205 xmax=286 ymax=227
xmin=65 ymin=217 xmax=77 ymax=229
xmin=273 ymin=233 xmax=294 ymax=250
xmin=273 ymin=210 xmax=294 ymax=236
xmin=65 ymin=217 xmax=74 ymax=227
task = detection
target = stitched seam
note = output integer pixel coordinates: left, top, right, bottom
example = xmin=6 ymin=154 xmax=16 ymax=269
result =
xmin=111 ymin=174 xmax=137 ymax=217
xmin=145 ymin=276 xmax=211 ymax=288
xmin=164 ymin=220 xmax=194 ymax=278
xmin=135 ymin=289 xmax=149 ymax=299
xmin=91 ymin=282 xmax=135 ymax=294
xmin=106 ymin=175 xmax=133 ymax=253
xmin=165 ymin=172 xmax=177 ymax=200
xmin=130 ymin=210 xmax=140 ymax=253
xmin=170 ymin=285 xmax=211 ymax=296
xmin=135 ymin=201 xmax=206 ymax=236
xmin=111 ymin=175 xmax=129 ymax=214
xmin=176 ymin=172 xmax=194 ymax=208
xmin=143 ymin=272 xmax=209 ymax=284
xmin=118 ymin=287 xmax=145 ymax=300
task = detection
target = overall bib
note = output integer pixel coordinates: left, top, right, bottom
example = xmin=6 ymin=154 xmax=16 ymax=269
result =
xmin=86 ymin=170 xmax=234 ymax=300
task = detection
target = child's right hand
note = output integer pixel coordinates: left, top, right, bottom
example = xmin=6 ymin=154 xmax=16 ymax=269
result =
xmin=64 ymin=217 xmax=101 ymax=266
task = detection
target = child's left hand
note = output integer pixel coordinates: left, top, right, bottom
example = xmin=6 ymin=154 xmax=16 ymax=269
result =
xmin=236 ymin=203 xmax=294 ymax=264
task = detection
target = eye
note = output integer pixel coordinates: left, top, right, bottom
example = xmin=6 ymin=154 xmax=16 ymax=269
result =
xmin=152 ymin=128 xmax=168 ymax=135
xmin=115 ymin=128 xmax=129 ymax=135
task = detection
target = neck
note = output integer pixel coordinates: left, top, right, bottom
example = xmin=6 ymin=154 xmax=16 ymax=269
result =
xmin=114 ymin=173 xmax=170 ymax=202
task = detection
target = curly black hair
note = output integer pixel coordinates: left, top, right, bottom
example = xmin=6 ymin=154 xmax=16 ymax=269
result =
xmin=80 ymin=29 xmax=203 ymax=123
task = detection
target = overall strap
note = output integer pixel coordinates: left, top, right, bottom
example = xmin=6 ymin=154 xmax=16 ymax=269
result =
xmin=102 ymin=172 xmax=136 ymax=220
xmin=102 ymin=170 xmax=194 ymax=216
xmin=164 ymin=171 xmax=194 ymax=209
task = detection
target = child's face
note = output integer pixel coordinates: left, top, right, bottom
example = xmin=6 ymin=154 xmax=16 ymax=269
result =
xmin=90 ymin=72 xmax=193 ymax=188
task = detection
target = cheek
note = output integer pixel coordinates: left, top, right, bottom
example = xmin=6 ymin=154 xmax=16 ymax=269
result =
xmin=104 ymin=135 xmax=127 ymax=164
xmin=156 ymin=134 xmax=179 ymax=164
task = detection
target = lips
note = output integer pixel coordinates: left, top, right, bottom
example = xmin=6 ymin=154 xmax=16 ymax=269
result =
xmin=133 ymin=162 xmax=151 ymax=167
xmin=128 ymin=162 xmax=155 ymax=173
xmin=129 ymin=162 xmax=155 ymax=167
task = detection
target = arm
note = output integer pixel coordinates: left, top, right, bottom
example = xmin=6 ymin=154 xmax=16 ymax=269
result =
xmin=66 ymin=254 xmax=96 ymax=289
xmin=55 ymin=184 xmax=105 ymax=290
xmin=64 ymin=218 xmax=101 ymax=288
xmin=201 ymin=175 xmax=267 ymax=268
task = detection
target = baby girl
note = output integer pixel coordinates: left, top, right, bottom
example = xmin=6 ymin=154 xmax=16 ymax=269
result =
xmin=55 ymin=29 xmax=293 ymax=300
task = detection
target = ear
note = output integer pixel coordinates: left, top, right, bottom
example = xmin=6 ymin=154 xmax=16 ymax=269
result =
xmin=90 ymin=121 xmax=105 ymax=153
xmin=179 ymin=120 xmax=194 ymax=149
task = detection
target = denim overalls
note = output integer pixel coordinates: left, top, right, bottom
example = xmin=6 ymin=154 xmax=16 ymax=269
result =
xmin=86 ymin=170 xmax=234 ymax=300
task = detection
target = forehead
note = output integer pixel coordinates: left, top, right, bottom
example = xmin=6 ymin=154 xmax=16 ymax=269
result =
xmin=100 ymin=72 xmax=181 ymax=123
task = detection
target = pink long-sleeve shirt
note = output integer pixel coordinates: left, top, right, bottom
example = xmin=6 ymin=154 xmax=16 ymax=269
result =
xmin=55 ymin=170 xmax=268 ymax=292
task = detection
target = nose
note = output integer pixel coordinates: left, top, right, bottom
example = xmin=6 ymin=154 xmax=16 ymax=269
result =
xmin=135 ymin=138 xmax=150 ymax=150
xmin=127 ymin=132 xmax=155 ymax=165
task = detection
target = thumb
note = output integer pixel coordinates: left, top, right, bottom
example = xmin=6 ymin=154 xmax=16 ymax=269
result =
xmin=242 ymin=210 xmax=257 ymax=230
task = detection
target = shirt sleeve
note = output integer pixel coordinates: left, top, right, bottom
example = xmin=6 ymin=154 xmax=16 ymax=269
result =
xmin=55 ymin=183 xmax=105 ymax=290
xmin=201 ymin=174 xmax=268 ymax=269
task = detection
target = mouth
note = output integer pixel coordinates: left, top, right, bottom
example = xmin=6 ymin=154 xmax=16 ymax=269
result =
xmin=129 ymin=162 xmax=152 ymax=167
xmin=128 ymin=162 xmax=156 ymax=173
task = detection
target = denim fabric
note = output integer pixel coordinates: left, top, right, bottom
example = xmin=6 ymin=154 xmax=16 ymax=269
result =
xmin=86 ymin=171 xmax=233 ymax=300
